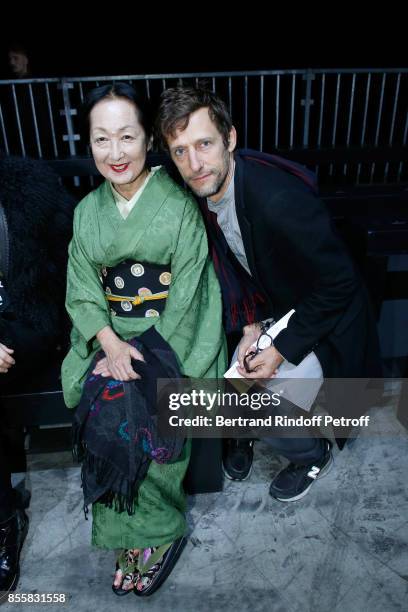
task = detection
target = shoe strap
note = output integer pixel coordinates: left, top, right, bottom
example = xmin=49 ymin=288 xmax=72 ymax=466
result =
xmin=137 ymin=542 xmax=172 ymax=575
xmin=117 ymin=548 xmax=138 ymax=574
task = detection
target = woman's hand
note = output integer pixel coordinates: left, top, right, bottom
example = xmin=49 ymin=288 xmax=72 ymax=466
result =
xmin=0 ymin=342 xmax=15 ymax=374
xmin=95 ymin=326 xmax=144 ymax=381
xmin=92 ymin=356 xmax=112 ymax=378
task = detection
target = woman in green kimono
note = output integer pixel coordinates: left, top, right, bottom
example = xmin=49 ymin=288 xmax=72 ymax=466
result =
xmin=61 ymin=83 xmax=226 ymax=596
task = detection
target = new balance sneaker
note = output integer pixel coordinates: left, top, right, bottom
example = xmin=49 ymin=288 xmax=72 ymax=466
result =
xmin=222 ymin=439 xmax=254 ymax=481
xmin=269 ymin=439 xmax=333 ymax=502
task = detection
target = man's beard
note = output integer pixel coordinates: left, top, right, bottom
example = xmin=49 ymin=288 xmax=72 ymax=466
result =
xmin=187 ymin=151 xmax=231 ymax=198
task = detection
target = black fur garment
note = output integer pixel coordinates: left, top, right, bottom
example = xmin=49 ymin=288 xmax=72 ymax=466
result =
xmin=0 ymin=154 xmax=77 ymax=351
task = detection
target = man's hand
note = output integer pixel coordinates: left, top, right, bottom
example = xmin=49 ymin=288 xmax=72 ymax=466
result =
xmin=237 ymin=323 xmax=262 ymax=369
xmin=237 ymin=345 xmax=284 ymax=379
xmin=0 ymin=342 xmax=15 ymax=374
xmin=95 ymin=326 xmax=145 ymax=381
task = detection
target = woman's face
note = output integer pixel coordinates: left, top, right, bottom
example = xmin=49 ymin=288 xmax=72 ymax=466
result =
xmin=89 ymin=97 xmax=148 ymax=193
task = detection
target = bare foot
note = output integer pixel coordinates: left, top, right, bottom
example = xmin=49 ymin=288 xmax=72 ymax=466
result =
xmin=113 ymin=548 xmax=140 ymax=591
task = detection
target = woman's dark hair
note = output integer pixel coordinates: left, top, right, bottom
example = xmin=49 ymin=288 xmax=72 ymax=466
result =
xmin=81 ymin=82 xmax=152 ymax=143
xmin=156 ymin=86 xmax=233 ymax=150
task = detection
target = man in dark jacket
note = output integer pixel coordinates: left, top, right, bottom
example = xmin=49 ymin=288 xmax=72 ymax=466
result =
xmin=0 ymin=154 xmax=74 ymax=599
xmin=156 ymin=87 xmax=381 ymax=502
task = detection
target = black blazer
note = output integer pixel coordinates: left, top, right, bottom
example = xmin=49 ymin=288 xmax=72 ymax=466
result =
xmin=232 ymin=151 xmax=381 ymax=378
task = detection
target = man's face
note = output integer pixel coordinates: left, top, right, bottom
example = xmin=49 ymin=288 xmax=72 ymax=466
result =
xmin=8 ymin=52 xmax=28 ymax=77
xmin=166 ymin=107 xmax=236 ymax=201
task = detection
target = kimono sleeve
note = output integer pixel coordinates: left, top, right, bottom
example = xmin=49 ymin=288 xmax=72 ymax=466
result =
xmin=155 ymin=196 xmax=225 ymax=378
xmin=65 ymin=205 xmax=110 ymax=344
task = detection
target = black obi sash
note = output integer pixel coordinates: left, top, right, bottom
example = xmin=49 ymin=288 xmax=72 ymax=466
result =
xmin=101 ymin=260 xmax=171 ymax=318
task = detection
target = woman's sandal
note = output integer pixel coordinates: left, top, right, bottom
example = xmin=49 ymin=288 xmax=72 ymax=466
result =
xmin=112 ymin=548 xmax=140 ymax=596
xmin=133 ymin=536 xmax=186 ymax=597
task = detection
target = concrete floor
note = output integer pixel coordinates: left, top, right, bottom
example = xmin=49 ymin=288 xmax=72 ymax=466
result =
xmin=2 ymin=404 xmax=408 ymax=612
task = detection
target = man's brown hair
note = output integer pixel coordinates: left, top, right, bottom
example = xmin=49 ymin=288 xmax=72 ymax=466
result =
xmin=156 ymin=86 xmax=232 ymax=150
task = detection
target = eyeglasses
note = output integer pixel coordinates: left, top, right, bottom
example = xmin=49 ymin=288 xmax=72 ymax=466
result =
xmin=243 ymin=332 xmax=273 ymax=373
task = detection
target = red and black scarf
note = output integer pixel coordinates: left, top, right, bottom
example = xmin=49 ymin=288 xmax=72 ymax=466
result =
xmin=199 ymin=150 xmax=318 ymax=334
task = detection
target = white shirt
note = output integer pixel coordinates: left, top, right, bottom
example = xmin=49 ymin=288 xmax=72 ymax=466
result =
xmin=110 ymin=166 xmax=161 ymax=220
xmin=207 ymin=169 xmax=252 ymax=276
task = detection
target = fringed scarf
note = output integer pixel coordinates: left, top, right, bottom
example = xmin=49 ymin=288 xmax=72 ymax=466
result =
xmin=72 ymin=326 xmax=185 ymax=518
xmin=199 ymin=202 xmax=268 ymax=334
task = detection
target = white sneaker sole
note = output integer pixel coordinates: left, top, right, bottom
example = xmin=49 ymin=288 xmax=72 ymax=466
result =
xmin=222 ymin=462 xmax=253 ymax=482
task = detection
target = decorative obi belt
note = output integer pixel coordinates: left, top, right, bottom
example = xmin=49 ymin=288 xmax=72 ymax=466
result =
xmin=101 ymin=260 xmax=171 ymax=318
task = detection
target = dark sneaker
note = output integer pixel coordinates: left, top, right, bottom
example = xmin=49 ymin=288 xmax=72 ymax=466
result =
xmin=222 ymin=439 xmax=254 ymax=481
xmin=269 ymin=439 xmax=333 ymax=502
xmin=0 ymin=509 xmax=29 ymax=602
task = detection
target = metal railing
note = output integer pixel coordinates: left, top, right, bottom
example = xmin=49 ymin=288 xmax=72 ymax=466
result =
xmin=0 ymin=68 xmax=407 ymax=187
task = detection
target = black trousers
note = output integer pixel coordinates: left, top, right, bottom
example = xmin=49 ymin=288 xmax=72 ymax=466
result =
xmin=0 ymin=361 xmax=28 ymax=522
xmin=266 ymin=436 xmax=325 ymax=465
xmin=264 ymin=396 xmax=325 ymax=465
xmin=0 ymin=429 xmax=15 ymax=522
xmin=0 ymin=322 xmax=56 ymax=522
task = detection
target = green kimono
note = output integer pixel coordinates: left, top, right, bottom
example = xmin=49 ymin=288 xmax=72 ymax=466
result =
xmin=61 ymin=167 xmax=226 ymax=549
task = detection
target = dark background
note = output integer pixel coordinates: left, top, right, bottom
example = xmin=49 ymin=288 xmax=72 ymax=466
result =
xmin=0 ymin=14 xmax=405 ymax=78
